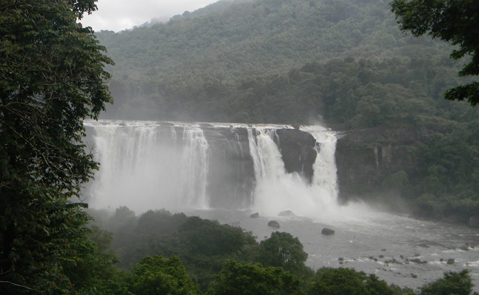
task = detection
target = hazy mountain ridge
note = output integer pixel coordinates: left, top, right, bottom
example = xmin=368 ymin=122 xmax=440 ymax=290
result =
xmin=138 ymin=0 xmax=255 ymax=29
xmin=96 ymin=0 xmax=451 ymax=84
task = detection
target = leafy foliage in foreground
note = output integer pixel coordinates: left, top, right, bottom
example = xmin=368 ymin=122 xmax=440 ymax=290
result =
xmin=0 ymin=0 xmax=112 ymax=293
xmin=311 ymin=267 xmax=393 ymax=295
xmin=209 ymin=260 xmax=303 ymax=295
xmin=127 ymin=255 xmax=201 ymax=295
xmin=391 ymin=0 xmax=479 ymax=106
xmin=420 ymin=270 xmax=474 ymax=295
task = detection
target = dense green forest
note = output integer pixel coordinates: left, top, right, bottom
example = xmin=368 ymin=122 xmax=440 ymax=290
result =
xmin=96 ymin=0 xmax=464 ymax=122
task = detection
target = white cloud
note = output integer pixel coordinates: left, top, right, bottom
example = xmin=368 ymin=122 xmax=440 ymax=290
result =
xmin=81 ymin=0 xmax=218 ymax=32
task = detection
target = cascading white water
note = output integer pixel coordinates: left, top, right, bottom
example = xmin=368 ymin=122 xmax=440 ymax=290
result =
xmin=248 ymin=126 xmax=341 ymax=218
xmin=179 ymin=127 xmax=210 ymax=209
xmin=84 ymin=121 xmax=211 ymax=212
xmin=302 ymin=126 xmax=339 ymax=204
xmin=83 ymin=120 xmax=347 ymax=216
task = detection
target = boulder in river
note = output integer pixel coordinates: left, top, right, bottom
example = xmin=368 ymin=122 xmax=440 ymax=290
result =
xmin=278 ymin=210 xmax=295 ymax=217
xmin=250 ymin=212 xmax=259 ymax=218
xmin=268 ymin=220 xmax=280 ymax=228
xmin=447 ymin=258 xmax=455 ymax=265
xmin=321 ymin=228 xmax=335 ymax=235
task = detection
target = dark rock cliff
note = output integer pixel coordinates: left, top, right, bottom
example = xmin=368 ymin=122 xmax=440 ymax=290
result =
xmin=200 ymin=126 xmax=318 ymax=208
xmin=335 ymin=127 xmax=420 ymax=203
xmin=202 ymin=126 xmax=255 ymax=209
xmin=275 ymin=129 xmax=318 ymax=184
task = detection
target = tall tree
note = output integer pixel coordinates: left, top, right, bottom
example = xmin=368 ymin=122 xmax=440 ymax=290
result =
xmin=0 ymin=0 xmax=113 ymax=293
xmin=127 ymin=255 xmax=201 ymax=295
xmin=311 ymin=267 xmax=393 ymax=295
xmin=209 ymin=260 xmax=303 ymax=295
xmin=420 ymin=270 xmax=473 ymax=295
xmin=391 ymin=0 xmax=479 ymax=106
xmin=257 ymin=232 xmax=308 ymax=276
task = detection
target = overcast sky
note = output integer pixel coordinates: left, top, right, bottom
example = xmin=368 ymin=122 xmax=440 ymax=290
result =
xmin=81 ymin=0 xmax=219 ymax=32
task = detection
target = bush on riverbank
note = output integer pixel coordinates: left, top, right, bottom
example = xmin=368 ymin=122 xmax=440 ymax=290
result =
xmin=82 ymin=208 xmax=478 ymax=295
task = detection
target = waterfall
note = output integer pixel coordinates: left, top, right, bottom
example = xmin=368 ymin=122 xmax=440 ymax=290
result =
xmin=248 ymin=126 xmax=339 ymax=218
xmin=302 ymin=126 xmax=339 ymax=203
xmin=83 ymin=120 xmax=340 ymax=216
xmin=84 ymin=121 xmax=211 ymax=212
xmin=247 ymin=128 xmax=284 ymax=180
xmin=179 ymin=127 xmax=210 ymax=209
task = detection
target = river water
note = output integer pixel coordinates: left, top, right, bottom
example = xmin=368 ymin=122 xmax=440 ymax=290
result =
xmin=190 ymin=207 xmax=479 ymax=292
xmin=84 ymin=120 xmax=479 ymax=292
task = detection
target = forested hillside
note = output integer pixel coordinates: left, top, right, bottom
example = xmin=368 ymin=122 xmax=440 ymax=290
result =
xmin=96 ymin=0 xmax=461 ymax=121
xmin=93 ymin=0 xmax=479 ymax=222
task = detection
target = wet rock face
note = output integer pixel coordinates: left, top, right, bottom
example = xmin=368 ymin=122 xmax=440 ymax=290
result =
xmin=275 ymin=129 xmax=318 ymax=183
xmin=278 ymin=210 xmax=295 ymax=217
xmin=335 ymin=127 xmax=419 ymax=203
xmin=268 ymin=220 xmax=280 ymax=228
xmin=321 ymin=228 xmax=335 ymax=235
xmin=202 ymin=126 xmax=255 ymax=209
xmin=201 ymin=126 xmax=318 ymax=208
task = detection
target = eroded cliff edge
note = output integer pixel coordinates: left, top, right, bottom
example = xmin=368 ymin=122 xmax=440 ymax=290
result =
xmin=335 ymin=127 xmax=420 ymax=205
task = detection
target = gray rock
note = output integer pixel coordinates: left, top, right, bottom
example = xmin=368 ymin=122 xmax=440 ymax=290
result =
xmin=250 ymin=212 xmax=259 ymax=218
xmin=321 ymin=228 xmax=335 ymax=235
xmin=268 ymin=220 xmax=280 ymax=228
xmin=417 ymin=243 xmax=430 ymax=248
xmin=278 ymin=210 xmax=295 ymax=217
xmin=275 ymin=129 xmax=317 ymax=184
xmin=447 ymin=258 xmax=455 ymax=265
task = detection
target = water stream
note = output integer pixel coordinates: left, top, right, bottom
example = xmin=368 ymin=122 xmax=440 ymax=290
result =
xmin=83 ymin=119 xmax=479 ymax=292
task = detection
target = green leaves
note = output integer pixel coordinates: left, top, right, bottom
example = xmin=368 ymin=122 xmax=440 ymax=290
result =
xmin=311 ymin=267 xmax=393 ymax=295
xmin=420 ymin=270 xmax=473 ymax=295
xmin=128 ymin=255 xmax=201 ymax=295
xmin=209 ymin=260 xmax=303 ymax=295
xmin=0 ymin=0 xmax=113 ymax=293
xmin=257 ymin=232 xmax=308 ymax=276
xmin=391 ymin=0 xmax=479 ymax=105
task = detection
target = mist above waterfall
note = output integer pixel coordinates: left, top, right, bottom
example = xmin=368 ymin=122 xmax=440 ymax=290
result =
xmin=83 ymin=120 xmax=370 ymax=220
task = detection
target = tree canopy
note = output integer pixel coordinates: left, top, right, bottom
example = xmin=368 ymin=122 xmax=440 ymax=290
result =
xmin=128 ymin=255 xmax=201 ymax=295
xmin=311 ymin=267 xmax=393 ymax=295
xmin=391 ymin=0 xmax=479 ymax=106
xmin=420 ymin=270 xmax=473 ymax=295
xmin=209 ymin=260 xmax=303 ymax=295
xmin=0 ymin=0 xmax=113 ymax=292
xmin=257 ymin=232 xmax=309 ymax=276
